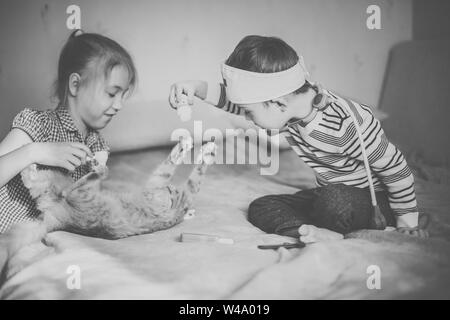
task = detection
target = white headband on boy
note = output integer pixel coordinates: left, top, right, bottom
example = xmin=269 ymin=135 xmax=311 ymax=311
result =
xmin=221 ymin=56 xmax=310 ymax=104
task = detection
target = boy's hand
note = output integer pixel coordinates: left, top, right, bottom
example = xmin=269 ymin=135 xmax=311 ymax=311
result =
xmin=29 ymin=142 xmax=93 ymax=172
xmin=169 ymin=80 xmax=207 ymax=109
xmin=396 ymin=213 xmax=430 ymax=238
xmin=396 ymin=227 xmax=429 ymax=238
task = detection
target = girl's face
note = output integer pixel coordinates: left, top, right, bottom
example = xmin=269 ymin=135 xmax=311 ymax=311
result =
xmin=77 ymin=65 xmax=131 ymax=131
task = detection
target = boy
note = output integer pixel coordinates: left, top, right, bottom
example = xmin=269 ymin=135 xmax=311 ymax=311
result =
xmin=169 ymin=35 xmax=428 ymax=242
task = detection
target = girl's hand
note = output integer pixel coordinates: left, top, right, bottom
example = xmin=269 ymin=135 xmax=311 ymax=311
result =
xmin=168 ymin=80 xmax=207 ymax=109
xmin=396 ymin=227 xmax=429 ymax=238
xmin=30 ymin=142 xmax=93 ymax=172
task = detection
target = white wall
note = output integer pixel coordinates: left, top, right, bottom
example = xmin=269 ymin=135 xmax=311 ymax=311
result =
xmin=0 ymin=0 xmax=412 ymax=141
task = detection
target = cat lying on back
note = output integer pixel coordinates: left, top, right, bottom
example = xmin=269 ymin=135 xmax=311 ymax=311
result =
xmin=17 ymin=136 xmax=216 ymax=240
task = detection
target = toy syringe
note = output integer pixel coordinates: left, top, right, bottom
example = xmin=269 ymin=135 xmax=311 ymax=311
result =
xmin=180 ymin=232 xmax=234 ymax=244
xmin=176 ymin=94 xmax=192 ymax=122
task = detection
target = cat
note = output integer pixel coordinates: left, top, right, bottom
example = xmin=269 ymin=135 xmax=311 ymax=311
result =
xmin=17 ymin=136 xmax=216 ymax=240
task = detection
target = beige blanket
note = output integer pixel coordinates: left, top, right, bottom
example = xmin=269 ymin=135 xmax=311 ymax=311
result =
xmin=1 ymin=147 xmax=450 ymax=299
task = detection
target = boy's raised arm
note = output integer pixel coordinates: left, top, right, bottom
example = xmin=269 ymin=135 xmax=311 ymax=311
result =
xmin=204 ymin=82 xmax=244 ymax=116
xmin=169 ymin=80 xmax=244 ymax=116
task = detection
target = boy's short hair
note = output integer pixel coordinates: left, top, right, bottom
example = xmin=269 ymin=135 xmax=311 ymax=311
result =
xmin=225 ymin=35 xmax=312 ymax=95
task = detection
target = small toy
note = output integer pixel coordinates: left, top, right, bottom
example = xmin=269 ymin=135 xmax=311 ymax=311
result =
xmin=180 ymin=232 xmax=234 ymax=244
xmin=183 ymin=209 xmax=196 ymax=220
xmin=86 ymin=150 xmax=109 ymax=175
xmin=257 ymin=241 xmax=305 ymax=250
xmin=176 ymin=94 xmax=192 ymax=122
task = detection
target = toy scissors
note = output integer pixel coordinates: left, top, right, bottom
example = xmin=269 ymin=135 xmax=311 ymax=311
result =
xmin=257 ymin=241 xmax=305 ymax=250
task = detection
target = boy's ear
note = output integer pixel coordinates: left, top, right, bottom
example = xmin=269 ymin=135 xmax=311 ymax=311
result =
xmin=68 ymin=73 xmax=82 ymax=97
xmin=270 ymin=96 xmax=289 ymax=112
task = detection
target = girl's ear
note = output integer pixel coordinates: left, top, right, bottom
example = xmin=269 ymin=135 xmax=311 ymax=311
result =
xmin=270 ymin=96 xmax=289 ymax=112
xmin=68 ymin=73 xmax=82 ymax=97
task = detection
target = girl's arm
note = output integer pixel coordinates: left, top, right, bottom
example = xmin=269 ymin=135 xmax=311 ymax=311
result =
xmin=0 ymin=129 xmax=33 ymax=187
xmin=0 ymin=129 xmax=93 ymax=188
xmin=0 ymin=129 xmax=36 ymax=188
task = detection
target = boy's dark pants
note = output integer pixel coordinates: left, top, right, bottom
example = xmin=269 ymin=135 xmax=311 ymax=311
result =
xmin=248 ymin=184 xmax=396 ymax=237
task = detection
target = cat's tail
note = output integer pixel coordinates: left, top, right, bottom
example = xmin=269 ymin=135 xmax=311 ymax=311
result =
xmin=0 ymin=221 xmax=47 ymax=288
xmin=2 ymin=220 xmax=48 ymax=258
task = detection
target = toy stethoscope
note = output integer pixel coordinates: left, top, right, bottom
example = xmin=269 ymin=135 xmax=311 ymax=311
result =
xmin=286 ymin=84 xmax=387 ymax=231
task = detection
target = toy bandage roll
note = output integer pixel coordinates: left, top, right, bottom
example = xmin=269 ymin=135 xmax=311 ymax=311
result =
xmin=221 ymin=57 xmax=309 ymax=104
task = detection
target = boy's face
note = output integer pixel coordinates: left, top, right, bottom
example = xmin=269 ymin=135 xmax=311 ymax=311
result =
xmin=240 ymin=89 xmax=316 ymax=132
xmin=240 ymin=101 xmax=291 ymax=131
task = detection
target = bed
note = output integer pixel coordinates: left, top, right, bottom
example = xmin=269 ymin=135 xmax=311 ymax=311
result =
xmin=1 ymin=39 xmax=450 ymax=299
xmin=0 ymin=143 xmax=450 ymax=299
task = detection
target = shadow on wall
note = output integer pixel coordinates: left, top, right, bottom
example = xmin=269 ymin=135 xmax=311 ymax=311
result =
xmin=380 ymin=40 xmax=450 ymax=167
xmin=0 ymin=0 xmax=413 ymax=141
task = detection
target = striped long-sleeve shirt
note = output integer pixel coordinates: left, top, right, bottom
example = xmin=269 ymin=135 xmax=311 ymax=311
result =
xmin=205 ymin=82 xmax=419 ymax=228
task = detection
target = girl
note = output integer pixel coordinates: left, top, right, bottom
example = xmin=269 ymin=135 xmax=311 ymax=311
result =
xmin=0 ymin=29 xmax=137 ymax=233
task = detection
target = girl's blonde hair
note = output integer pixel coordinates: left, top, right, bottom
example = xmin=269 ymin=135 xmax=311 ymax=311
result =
xmin=55 ymin=29 xmax=137 ymax=105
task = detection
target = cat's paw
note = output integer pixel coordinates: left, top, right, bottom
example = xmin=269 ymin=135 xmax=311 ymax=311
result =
xmin=21 ymin=164 xmax=39 ymax=189
xmin=180 ymin=135 xmax=194 ymax=153
xmin=200 ymin=142 xmax=217 ymax=165
xmin=183 ymin=209 xmax=196 ymax=220
xmin=93 ymin=165 xmax=109 ymax=179
xmin=170 ymin=135 xmax=194 ymax=164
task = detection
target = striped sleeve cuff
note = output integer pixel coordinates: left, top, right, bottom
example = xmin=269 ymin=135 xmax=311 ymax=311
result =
xmin=205 ymin=82 xmax=225 ymax=107
xmin=395 ymin=212 xmax=419 ymax=228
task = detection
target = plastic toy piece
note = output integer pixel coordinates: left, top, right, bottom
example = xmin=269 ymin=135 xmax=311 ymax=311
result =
xmin=183 ymin=209 xmax=196 ymax=220
xmin=85 ymin=151 xmax=109 ymax=175
xmin=176 ymin=94 xmax=192 ymax=122
xmin=86 ymin=151 xmax=108 ymax=166
xmin=93 ymin=151 xmax=108 ymax=166
xmin=257 ymin=241 xmax=305 ymax=250
xmin=180 ymin=232 xmax=234 ymax=244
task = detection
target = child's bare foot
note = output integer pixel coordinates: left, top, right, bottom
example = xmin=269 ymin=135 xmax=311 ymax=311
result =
xmin=298 ymin=224 xmax=343 ymax=244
